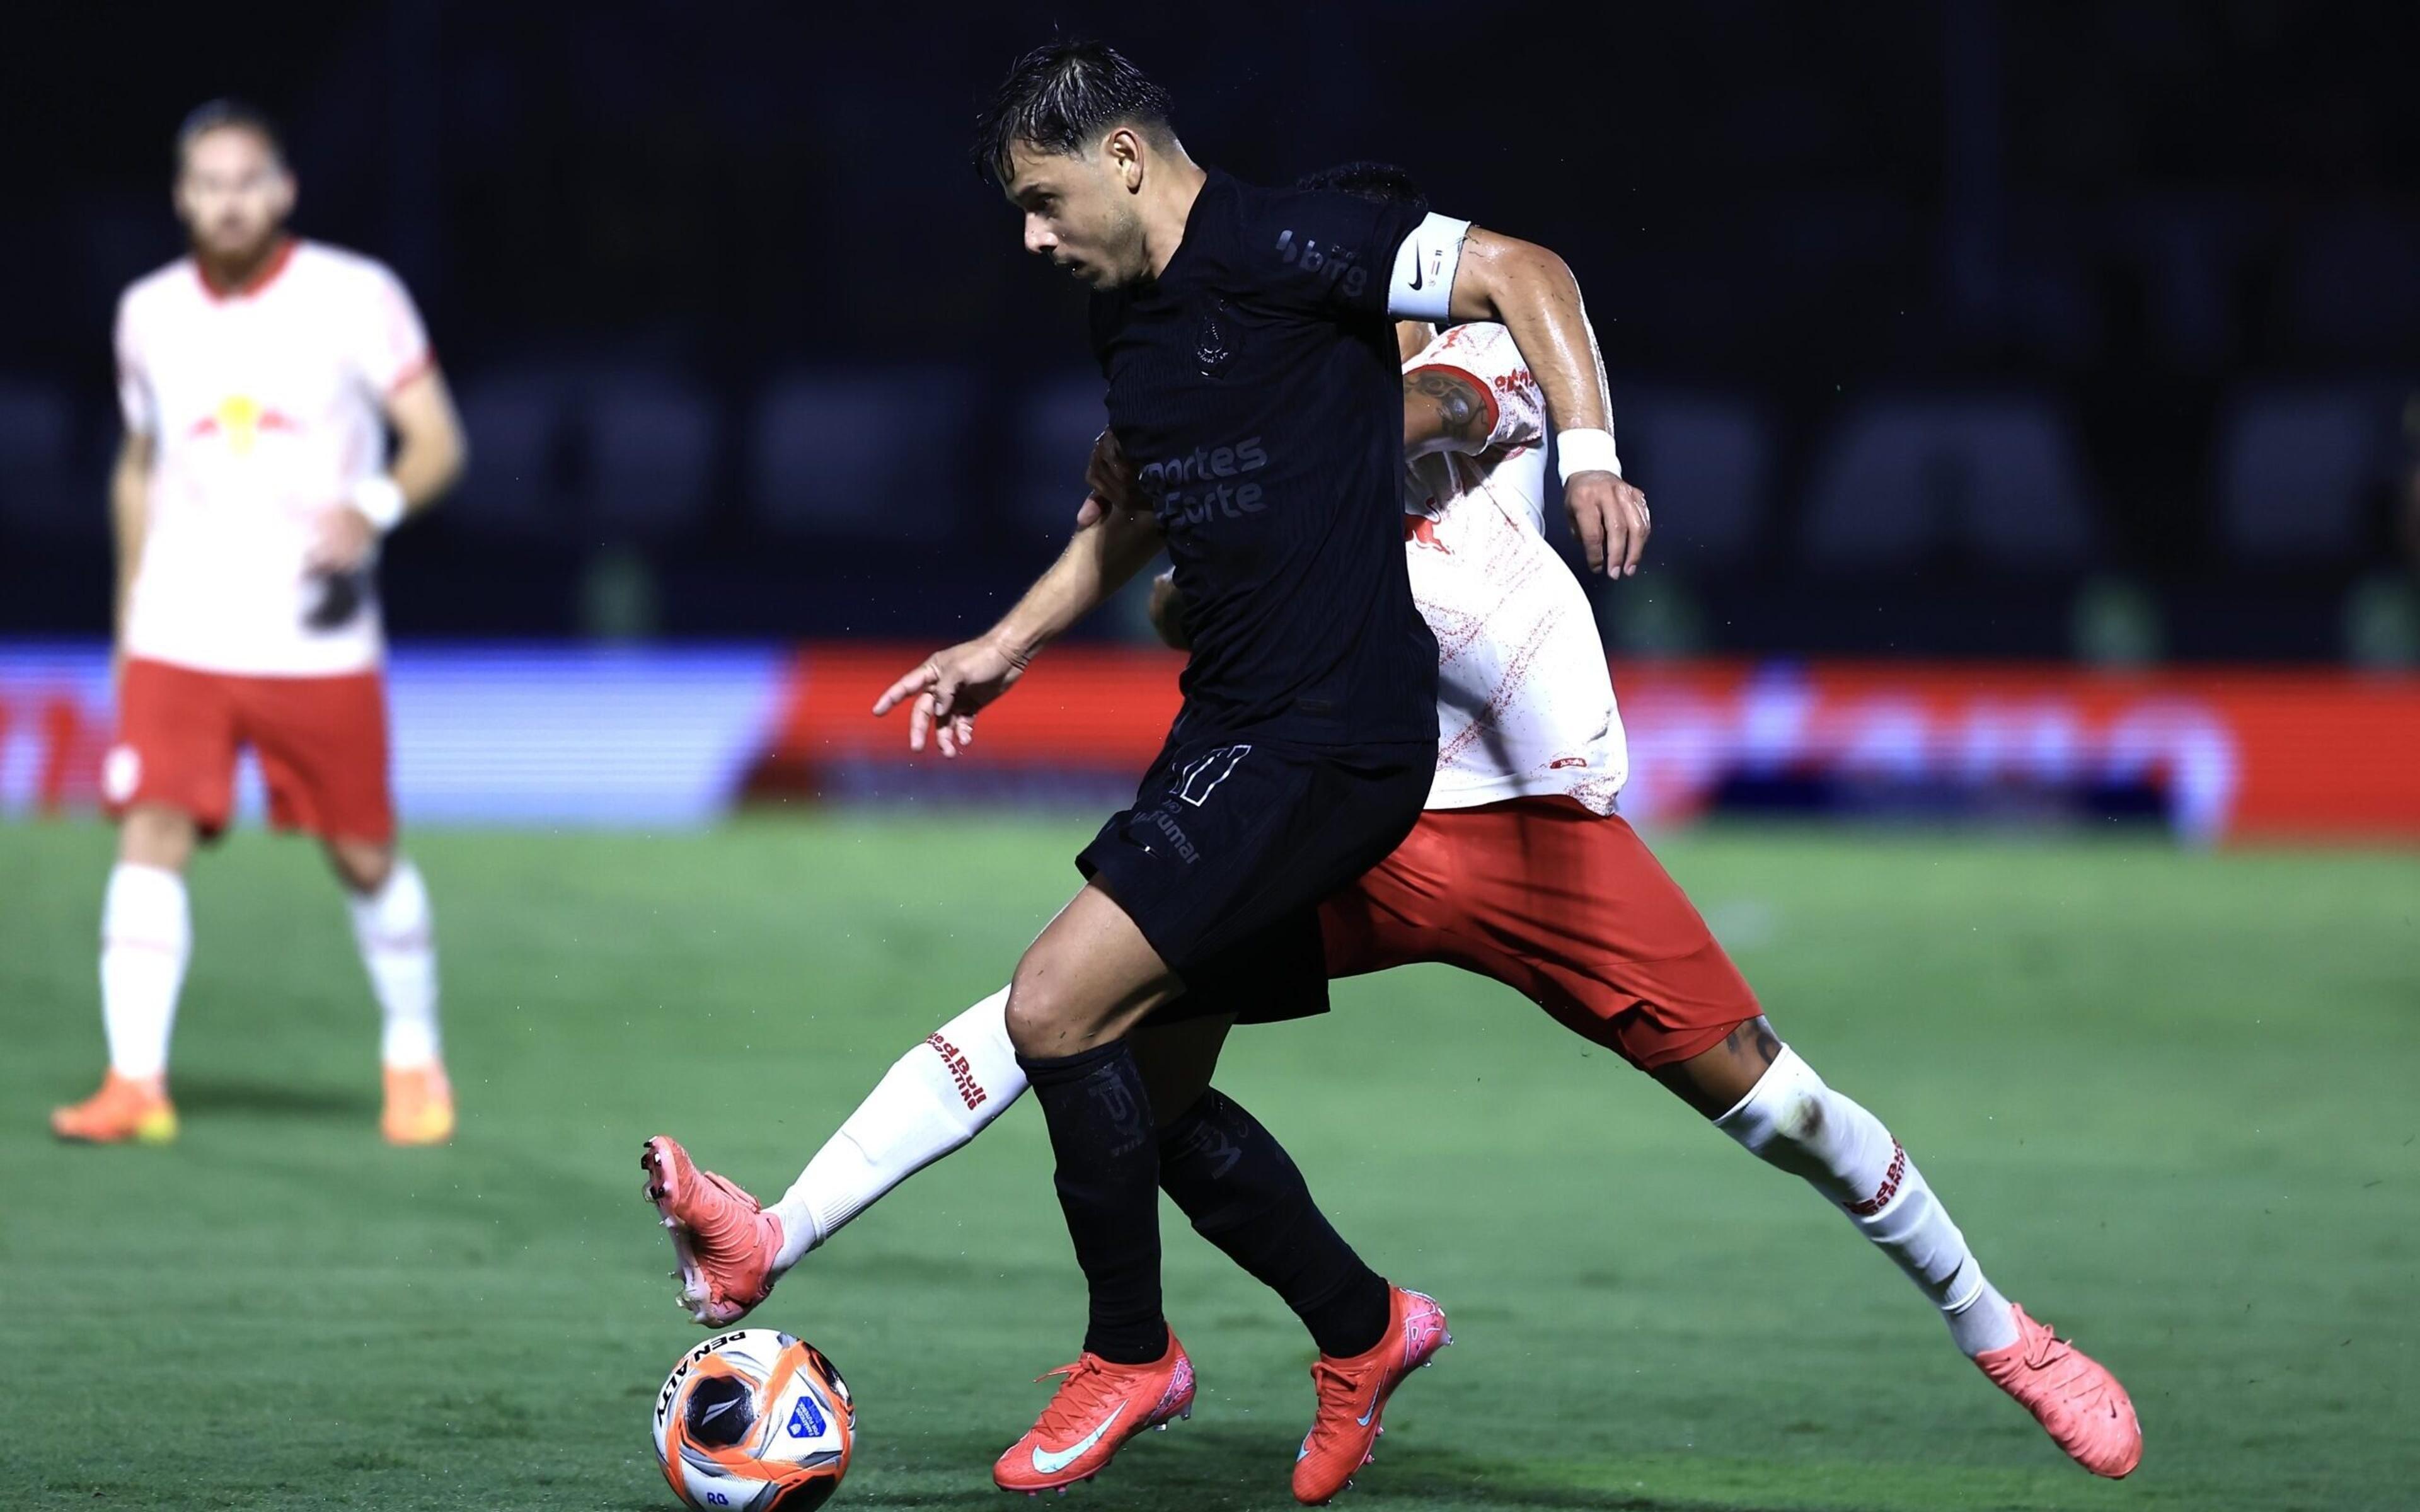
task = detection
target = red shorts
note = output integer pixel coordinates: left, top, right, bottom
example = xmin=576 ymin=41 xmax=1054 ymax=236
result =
xmin=104 ymin=658 xmax=396 ymax=844
xmin=1317 ymin=796 xmax=1760 ymax=1070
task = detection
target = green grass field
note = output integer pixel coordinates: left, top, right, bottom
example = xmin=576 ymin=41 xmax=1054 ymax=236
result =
xmin=3 ymin=816 xmax=2415 ymax=1511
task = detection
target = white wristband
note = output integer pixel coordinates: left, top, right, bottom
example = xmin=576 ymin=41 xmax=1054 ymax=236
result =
xmin=1555 ymin=428 xmax=1623 ymax=483
xmin=348 ymin=474 xmax=407 ymax=534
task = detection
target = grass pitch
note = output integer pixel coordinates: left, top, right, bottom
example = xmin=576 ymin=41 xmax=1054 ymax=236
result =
xmin=1 ymin=816 xmax=2415 ymax=1511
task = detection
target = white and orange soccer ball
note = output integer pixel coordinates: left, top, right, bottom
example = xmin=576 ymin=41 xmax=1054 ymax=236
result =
xmin=652 ymin=1329 xmax=855 ymax=1511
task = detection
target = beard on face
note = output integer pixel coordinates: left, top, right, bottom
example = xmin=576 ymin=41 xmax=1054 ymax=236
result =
xmin=195 ymin=210 xmax=277 ymax=268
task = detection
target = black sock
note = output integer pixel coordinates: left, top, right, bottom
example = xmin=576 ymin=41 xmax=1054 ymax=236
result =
xmin=1018 ymin=1041 xmax=1168 ymax=1365
xmin=1157 ymin=1088 xmax=1392 ymax=1358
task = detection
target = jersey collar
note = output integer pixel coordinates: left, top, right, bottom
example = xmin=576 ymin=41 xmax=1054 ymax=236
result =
xmin=195 ymin=237 xmax=298 ymax=302
xmin=1141 ymin=168 xmax=1228 ymax=292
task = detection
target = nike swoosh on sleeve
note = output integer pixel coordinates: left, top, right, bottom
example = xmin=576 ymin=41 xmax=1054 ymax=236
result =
xmin=1408 ymin=242 xmax=1426 ymax=291
xmin=1030 ymin=1403 xmax=1127 ymax=1475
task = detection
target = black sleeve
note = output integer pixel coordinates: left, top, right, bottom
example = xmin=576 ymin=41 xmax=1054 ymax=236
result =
xmin=1238 ymin=187 xmax=1426 ymax=322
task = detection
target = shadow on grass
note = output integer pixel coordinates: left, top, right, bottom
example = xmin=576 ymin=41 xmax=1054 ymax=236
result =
xmin=171 ymin=1075 xmax=377 ymax=1120
xmin=824 ymin=1426 xmax=1807 ymax=1512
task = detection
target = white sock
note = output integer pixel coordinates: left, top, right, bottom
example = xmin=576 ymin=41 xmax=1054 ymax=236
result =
xmin=349 ymin=858 xmax=442 ymax=1068
xmin=771 ymin=987 xmax=1024 ymax=1271
xmin=100 ymin=862 xmax=191 ymax=1083
xmin=1716 ymin=1045 xmax=2020 ymax=1358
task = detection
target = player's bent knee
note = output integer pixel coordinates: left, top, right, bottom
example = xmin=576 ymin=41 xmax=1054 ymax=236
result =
xmin=1715 ymin=1045 xmax=1847 ymax=1185
xmin=326 ymin=839 xmax=395 ymax=895
xmin=119 ymin=805 xmax=197 ymax=871
xmin=1002 ymin=966 xmax=1076 ymax=1058
xmin=1003 ymin=961 xmax=1151 ymax=1060
xmin=1662 ymin=1014 xmax=1785 ymax=1119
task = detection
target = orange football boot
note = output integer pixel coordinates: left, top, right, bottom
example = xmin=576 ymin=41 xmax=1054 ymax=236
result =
xmin=381 ymin=1062 xmax=456 ymax=1146
xmin=993 ymin=1331 xmax=1195 ymax=1496
xmin=640 ymin=1135 xmax=784 ymax=1326
xmin=50 ymin=1071 xmax=177 ymax=1145
xmin=1974 ymin=1303 xmax=2142 ymax=1477
xmin=1292 ymin=1286 xmax=1450 ymax=1504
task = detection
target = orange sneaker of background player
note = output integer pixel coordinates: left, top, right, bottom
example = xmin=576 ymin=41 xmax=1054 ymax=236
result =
xmin=50 ymin=1071 xmax=178 ymax=1145
xmin=381 ymin=1062 xmax=456 ymax=1146
xmin=1974 ymin=1303 xmax=2142 ymax=1478
xmin=993 ymin=1331 xmax=1195 ymax=1496
xmin=640 ymin=1135 xmax=783 ymax=1326
xmin=1292 ymin=1286 xmax=1450 ymax=1504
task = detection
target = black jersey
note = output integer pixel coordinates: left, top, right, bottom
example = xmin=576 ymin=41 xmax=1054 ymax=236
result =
xmin=1090 ymin=168 xmax=1440 ymax=748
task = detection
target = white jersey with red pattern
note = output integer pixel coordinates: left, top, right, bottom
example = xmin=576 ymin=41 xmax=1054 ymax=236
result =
xmin=1402 ymin=322 xmax=1628 ymax=813
xmin=114 ymin=238 xmax=432 ymax=677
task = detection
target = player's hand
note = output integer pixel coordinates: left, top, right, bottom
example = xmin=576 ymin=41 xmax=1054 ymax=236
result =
xmin=1147 ymin=569 xmax=1190 ymax=651
xmin=1084 ymin=428 xmax=1137 ymax=512
xmin=1564 ymin=471 xmax=1650 ymax=577
xmin=306 ymin=503 xmax=378 ymax=573
xmin=872 ymin=636 xmax=1028 ymax=757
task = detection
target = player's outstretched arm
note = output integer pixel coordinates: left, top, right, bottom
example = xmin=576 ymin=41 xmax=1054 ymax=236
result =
xmin=1444 ymin=231 xmax=1651 ymax=577
xmin=874 ymin=432 xmax=1162 ymax=753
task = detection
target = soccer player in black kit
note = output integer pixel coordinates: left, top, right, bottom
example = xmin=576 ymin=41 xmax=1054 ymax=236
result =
xmin=643 ymin=38 xmax=1646 ymax=1500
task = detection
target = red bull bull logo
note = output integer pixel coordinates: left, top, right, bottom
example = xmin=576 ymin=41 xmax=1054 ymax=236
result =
xmin=187 ymin=394 xmax=301 ymax=456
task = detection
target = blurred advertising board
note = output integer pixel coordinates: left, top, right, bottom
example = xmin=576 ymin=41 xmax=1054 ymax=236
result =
xmin=0 ymin=644 xmax=785 ymax=828
xmin=754 ymin=647 xmax=2420 ymax=845
xmin=5 ymin=643 xmax=2417 ymax=844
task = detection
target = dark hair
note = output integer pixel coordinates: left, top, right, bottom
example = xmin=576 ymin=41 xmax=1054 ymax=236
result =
xmin=971 ymin=39 xmax=1175 ymax=185
xmin=1295 ymin=162 xmax=1427 ymax=215
xmin=176 ymin=98 xmax=285 ymax=172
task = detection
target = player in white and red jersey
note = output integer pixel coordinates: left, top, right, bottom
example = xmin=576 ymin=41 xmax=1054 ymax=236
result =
xmin=50 ymin=101 xmax=468 ymax=1148
xmin=643 ymin=168 xmax=2136 ymax=1494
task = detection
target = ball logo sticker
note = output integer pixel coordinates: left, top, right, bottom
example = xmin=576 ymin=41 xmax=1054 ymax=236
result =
xmin=787 ymin=1394 xmax=827 ymax=1440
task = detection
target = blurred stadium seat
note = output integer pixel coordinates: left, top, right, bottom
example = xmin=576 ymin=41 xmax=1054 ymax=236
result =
xmin=751 ymin=367 xmax=977 ymax=541
xmin=2113 ymin=194 xmax=2257 ymax=368
xmin=590 ymin=374 xmax=722 ymax=539
xmin=1802 ymin=396 xmax=2095 ymax=573
xmin=2215 ymin=384 xmax=2392 ymax=566
xmin=2281 ymin=205 xmax=2420 ymax=360
xmin=1015 ymin=374 xmax=1110 ymax=538
xmin=1613 ymin=389 xmax=1770 ymax=571
xmin=0 ymin=380 xmax=89 ymax=541
xmin=446 ymin=367 xmax=575 ymax=537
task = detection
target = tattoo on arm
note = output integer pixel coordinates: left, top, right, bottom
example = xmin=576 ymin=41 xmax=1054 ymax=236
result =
xmin=1406 ymin=368 xmax=1490 ymax=447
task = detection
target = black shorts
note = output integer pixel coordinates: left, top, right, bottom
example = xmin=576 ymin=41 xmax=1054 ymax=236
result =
xmin=1077 ymin=734 xmax=1432 ymax=1026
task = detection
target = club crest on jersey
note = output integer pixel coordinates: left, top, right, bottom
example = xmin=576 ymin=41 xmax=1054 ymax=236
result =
xmin=188 ymin=394 xmax=301 ymax=457
xmin=1195 ymin=298 xmax=1236 ymax=377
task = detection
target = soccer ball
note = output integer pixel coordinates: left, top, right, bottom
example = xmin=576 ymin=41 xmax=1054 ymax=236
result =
xmin=652 ymin=1329 xmax=855 ymax=1511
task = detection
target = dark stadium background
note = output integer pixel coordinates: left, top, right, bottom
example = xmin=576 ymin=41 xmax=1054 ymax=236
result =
xmin=6 ymin=11 xmax=2419 ymax=1512
xmin=5 ymin=1 xmax=2417 ymax=661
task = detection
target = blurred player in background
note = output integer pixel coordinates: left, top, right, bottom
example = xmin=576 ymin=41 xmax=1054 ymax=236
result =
xmin=645 ymin=164 xmax=2138 ymax=1496
xmin=50 ymin=101 xmax=468 ymax=1147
